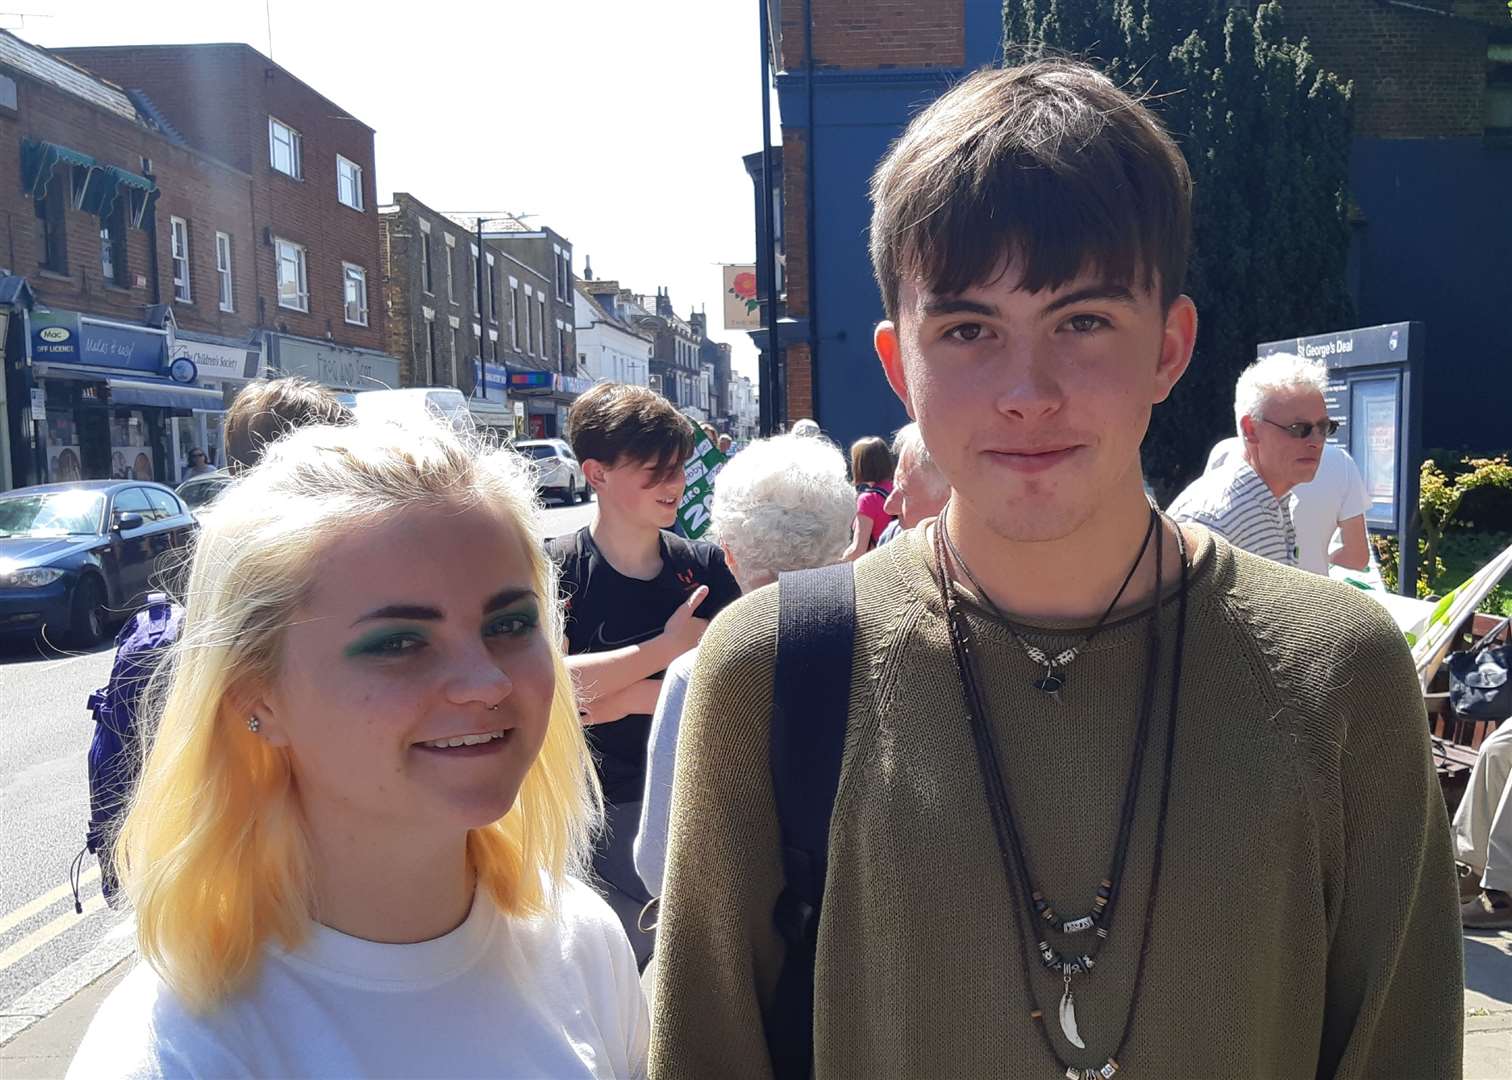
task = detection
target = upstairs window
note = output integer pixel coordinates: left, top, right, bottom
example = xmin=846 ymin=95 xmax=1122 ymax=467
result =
xmin=269 ymin=117 xmax=303 ymax=179
xmin=100 ymin=199 xmax=128 ymax=286
xmin=170 ymin=216 xmax=192 ymax=302
xmin=275 ymin=237 xmax=309 ymax=312
xmin=337 ymin=155 xmax=363 ymax=210
xmin=343 ymin=263 xmax=368 ymax=326
xmin=216 ymin=232 xmax=234 ymax=312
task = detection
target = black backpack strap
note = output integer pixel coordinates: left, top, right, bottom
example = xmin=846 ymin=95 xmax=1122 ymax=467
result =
xmin=766 ymin=561 xmax=857 ymax=1079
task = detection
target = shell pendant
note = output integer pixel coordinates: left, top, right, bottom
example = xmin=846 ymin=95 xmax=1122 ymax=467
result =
xmin=1059 ymin=976 xmax=1087 ymax=1050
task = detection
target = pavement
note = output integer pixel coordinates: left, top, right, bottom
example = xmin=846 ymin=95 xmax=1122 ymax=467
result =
xmin=2 ymin=927 xmax=1507 ymax=1078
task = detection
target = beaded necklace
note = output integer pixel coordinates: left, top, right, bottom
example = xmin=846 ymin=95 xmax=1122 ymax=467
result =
xmin=941 ymin=505 xmax=1157 ymax=701
xmin=932 ymin=516 xmax=1190 ymax=1079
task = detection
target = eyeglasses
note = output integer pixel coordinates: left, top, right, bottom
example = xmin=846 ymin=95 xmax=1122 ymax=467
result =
xmin=1262 ymin=417 xmax=1340 ymax=440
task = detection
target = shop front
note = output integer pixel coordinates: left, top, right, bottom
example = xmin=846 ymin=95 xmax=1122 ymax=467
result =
xmin=167 ymin=333 xmax=265 ymax=484
xmin=0 ymin=277 xmax=35 ymax=492
xmin=469 ymin=361 xmax=519 ymax=438
xmin=508 ymin=368 xmax=595 ymax=439
xmin=9 ymin=308 xmax=220 ymax=489
xmin=266 ymin=332 xmax=400 ymax=394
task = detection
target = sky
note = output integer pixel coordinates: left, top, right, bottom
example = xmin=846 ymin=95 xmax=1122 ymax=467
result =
xmin=13 ymin=0 xmax=769 ymax=379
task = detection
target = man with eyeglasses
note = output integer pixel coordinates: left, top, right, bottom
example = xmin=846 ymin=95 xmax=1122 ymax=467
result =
xmin=1168 ymin=352 xmax=1335 ymax=567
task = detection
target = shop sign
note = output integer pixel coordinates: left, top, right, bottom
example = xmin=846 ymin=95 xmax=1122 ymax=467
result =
xmin=271 ymin=334 xmax=399 ymax=391
xmin=558 ymin=374 xmax=595 ymax=396
xmin=30 ymin=310 xmax=81 ymax=361
xmin=174 ymin=338 xmax=262 ymax=381
xmin=30 ymin=309 xmax=167 ymax=372
xmin=675 ymin=427 xmax=729 ymax=539
xmin=508 ymin=368 xmax=553 ymax=391
xmin=473 ymin=360 xmax=509 ymax=395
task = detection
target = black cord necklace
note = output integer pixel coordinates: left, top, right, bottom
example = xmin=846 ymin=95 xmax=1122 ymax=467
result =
xmin=933 ymin=516 xmax=1191 ymax=1078
xmin=941 ymin=505 xmax=1158 ymax=701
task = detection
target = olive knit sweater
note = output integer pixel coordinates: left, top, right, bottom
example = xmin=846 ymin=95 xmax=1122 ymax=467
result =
xmin=648 ymin=525 xmax=1462 ymax=1079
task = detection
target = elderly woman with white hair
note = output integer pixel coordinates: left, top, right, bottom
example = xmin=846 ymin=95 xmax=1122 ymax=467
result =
xmin=633 ymin=434 xmax=857 ymax=897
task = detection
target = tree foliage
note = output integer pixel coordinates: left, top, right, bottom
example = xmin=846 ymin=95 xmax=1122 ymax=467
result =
xmin=1002 ymin=1 xmax=1355 ymax=496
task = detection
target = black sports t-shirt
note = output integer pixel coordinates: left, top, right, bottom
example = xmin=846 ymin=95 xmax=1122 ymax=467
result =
xmin=547 ymin=526 xmax=741 ymax=805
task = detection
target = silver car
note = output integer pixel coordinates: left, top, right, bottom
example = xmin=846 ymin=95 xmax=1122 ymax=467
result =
xmin=515 ymin=439 xmax=589 ymax=505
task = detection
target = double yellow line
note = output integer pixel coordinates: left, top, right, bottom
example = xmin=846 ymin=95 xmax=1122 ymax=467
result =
xmin=0 ymin=867 xmax=106 ymax=975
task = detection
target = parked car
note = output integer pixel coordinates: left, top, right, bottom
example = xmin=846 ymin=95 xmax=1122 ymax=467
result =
xmin=515 ymin=439 xmax=590 ymax=505
xmin=0 ymin=480 xmax=198 ymax=646
xmin=176 ymin=471 xmax=234 ymax=521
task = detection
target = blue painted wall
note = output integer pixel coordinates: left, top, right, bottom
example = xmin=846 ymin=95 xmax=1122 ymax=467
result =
xmin=783 ymin=2 xmax=1508 ymax=459
xmin=777 ymin=0 xmax=1001 ymax=452
xmin=1348 ymin=138 xmax=1512 ymax=454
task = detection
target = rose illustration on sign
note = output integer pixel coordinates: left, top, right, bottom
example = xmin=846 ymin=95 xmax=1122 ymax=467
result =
xmin=728 ymin=271 xmax=759 ymax=315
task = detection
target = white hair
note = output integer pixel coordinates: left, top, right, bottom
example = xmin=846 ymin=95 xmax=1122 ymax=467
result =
xmin=790 ymin=418 xmax=821 ymax=437
xmin=890 ymin=421 xmax=947 ymax=494
xmin=711 ymin=434 xmax=857 ymax=587
xmin=1233 ymin=352 xmax=1330 ymax=435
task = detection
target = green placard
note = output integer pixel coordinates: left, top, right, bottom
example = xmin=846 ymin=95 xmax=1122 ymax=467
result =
xmin=676 ymin=430 xmax=728 ymax=539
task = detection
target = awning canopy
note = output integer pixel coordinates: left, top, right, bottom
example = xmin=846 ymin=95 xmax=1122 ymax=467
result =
xmin=21 ymin=139 xmax=97 ymax=200
xmin=81 ymin=166 xmax=159 ymax=226
xmin=20 ymin=140 xmax=158 ymax=226
xmin=106 ymin=377 xmax=222 ymax=411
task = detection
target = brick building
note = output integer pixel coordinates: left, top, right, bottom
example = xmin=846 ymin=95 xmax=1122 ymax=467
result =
xmin=377 ymin=193 xmax=518 ymax=433
xmin=1 ymin=30 xmax=263 ymax=491
xmin=54 ymin=42 xmax=399 ymax=397
xmin=470 ymin=217 xmax=588 ymax=439
xmin=690 ymin=310 xmax=732 ymax=429
xmin=630 ymin=288 xmax=707 ymax=419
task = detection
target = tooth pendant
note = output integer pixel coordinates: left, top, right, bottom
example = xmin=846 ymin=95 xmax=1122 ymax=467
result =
xmin=1059 ymin=976 xmax=1086 ymax=1050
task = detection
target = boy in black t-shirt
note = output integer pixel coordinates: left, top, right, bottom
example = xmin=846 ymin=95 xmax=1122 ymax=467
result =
xmin=548 ymin=383 xmax=741 ymax=965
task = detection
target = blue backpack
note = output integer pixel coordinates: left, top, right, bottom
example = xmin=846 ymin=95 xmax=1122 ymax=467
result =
xmin=76 ymin=594 xmax=182 ymax=909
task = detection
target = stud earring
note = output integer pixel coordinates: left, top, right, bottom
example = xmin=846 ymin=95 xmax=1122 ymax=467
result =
xmin=247 ymin=716 xmax=261 ymax=733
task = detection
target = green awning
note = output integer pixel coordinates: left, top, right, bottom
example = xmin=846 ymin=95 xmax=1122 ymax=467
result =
xmin=20 ymin=139 xmax=97 ymax=199
xmin=79 ymin=165 xmax=159 ymax=223
xmin=109 ymin=166 xmax=154 ymax=193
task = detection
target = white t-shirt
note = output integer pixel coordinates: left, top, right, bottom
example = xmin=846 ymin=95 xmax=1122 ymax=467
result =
xmin=1205 ymin=438 xmax=1369 ymax=575
xmin=67 ymin=879 xmax=649 ymax=1080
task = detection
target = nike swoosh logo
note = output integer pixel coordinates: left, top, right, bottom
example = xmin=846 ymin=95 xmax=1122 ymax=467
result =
xmin=591 ymin=625 xmax=660 ymax=649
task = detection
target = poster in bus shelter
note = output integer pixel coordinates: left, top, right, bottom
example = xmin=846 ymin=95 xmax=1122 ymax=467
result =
xmin=676 ymin=430 xmax=728 ymax=539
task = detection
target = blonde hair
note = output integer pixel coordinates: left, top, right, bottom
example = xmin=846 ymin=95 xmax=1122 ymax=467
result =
xmin=118 ymin=418 xmax=600 ymax=1012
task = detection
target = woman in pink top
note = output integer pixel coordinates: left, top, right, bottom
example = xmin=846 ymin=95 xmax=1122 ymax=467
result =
xmin=850 ymin=436 xmax=896 ymax=550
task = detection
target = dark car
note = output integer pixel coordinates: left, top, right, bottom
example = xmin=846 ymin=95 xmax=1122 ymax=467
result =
xmin=0 ymin=480 xmax=198 ymax=646
xmin=176 ymin=471 xmax=233 ymax=521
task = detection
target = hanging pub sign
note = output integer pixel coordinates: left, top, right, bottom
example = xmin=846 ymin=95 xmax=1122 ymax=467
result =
xmin=1257 ymin=321 xmax=1424 ymax=596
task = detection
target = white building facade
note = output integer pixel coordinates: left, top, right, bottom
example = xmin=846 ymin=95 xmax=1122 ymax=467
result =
xmin=573 ymin=285 xmax=652 ymax=388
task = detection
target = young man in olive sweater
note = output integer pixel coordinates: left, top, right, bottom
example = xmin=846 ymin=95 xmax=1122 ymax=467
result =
xmin=649 ymin=61 xmax=1462 ymax=1078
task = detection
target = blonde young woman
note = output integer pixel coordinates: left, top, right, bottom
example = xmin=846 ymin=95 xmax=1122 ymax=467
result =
xmin=68 ymin=420 xmax=648 ymax=1079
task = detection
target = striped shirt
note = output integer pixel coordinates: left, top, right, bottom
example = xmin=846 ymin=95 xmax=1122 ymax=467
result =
xmin=1167 ymin=457 xmax=1298 ymax=566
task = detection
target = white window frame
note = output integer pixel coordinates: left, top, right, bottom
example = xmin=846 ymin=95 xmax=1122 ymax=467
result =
xmin=537 ymin=295 xmax=546 ymax=357
xmin=509 ymin=277 xmax=520 ymax=348
xmin=170 ymin=216 xmax=191 ymax=303
xmin=336 ymin=155 xmax=363 ymax=211
xmin=274 ymin=237 xmax=309 ymax=312
xmin=269 ymin=117 xmax=303 ymax=179
xmin=444 ymin=234 xmax=456 ymax=304
xmin=524 ymin=284 xmax=535 ymax=355
xmin=342 ymin=262 xmax=368 ymax=326
xmin=215 ymin=231 xmax=234 ymax=312
xmin=486 ymin=252 xmax=498 ymax=323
